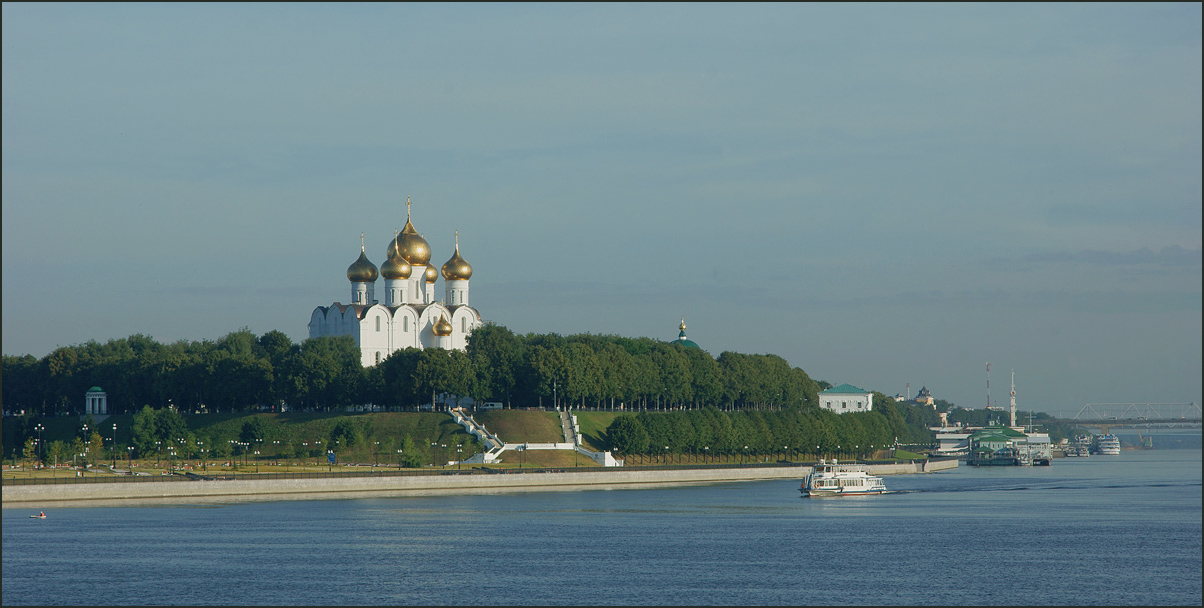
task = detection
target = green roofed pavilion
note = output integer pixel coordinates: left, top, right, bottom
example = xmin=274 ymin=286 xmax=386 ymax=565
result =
xmin=675 ymin=318 xmax=701 ymax=350
xmin=820 ymin=383 xmax=869 ymax=394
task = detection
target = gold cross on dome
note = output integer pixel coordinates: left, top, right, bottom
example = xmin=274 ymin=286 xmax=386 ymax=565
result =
xmin=406 ymin=195 xmax=412 ymax=219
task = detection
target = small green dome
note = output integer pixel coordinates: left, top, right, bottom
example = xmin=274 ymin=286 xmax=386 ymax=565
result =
xmin=675 ymin=318 xmax=701 ymax=349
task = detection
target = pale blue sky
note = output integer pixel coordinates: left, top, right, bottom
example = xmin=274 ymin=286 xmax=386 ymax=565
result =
xmin=4 ymin=4 xmax=1200 ymax=416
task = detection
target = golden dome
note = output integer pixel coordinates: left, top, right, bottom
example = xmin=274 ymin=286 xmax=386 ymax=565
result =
xmin=392 ymin=220 xmax=431 ymax=266
xmin=388 ymin=198 xmax=430 ymax=265
xmin=346 ymin=237 xmax=378 ymax=283
xmin=380 ymin=235 xmax=413 ymax=280
xmin=433 ymin=314 xmax=453 ymax=336
xmin=441 ymin=233 xmax=472 ymax=281
xmin=424 ymin=262 xmax=438 ymax=283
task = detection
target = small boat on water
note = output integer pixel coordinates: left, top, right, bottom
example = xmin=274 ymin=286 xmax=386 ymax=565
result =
xmin=800 ymin=459 xmax=886 ymax=497
xmin=1076 ymin=435 xmax=1092 ymax=457
xmin=30 ymin=512 xmax=46 ymax=519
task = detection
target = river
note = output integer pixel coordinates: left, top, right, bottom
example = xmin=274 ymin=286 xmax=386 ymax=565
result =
xmin=3 ymin=438 xmax=1199 ymax=605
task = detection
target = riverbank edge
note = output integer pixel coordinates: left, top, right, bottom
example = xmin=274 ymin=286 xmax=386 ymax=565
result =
xmin=3 ymin=460 xmax=957 ymax=508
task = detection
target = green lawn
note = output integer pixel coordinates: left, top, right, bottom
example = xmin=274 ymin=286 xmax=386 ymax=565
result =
xmin=573 ymin=411 xmax=619 ymax=451
xmin=476 ymin=410 xmax=563 ymax=443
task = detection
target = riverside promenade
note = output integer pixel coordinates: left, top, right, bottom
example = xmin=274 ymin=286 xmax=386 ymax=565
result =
xmin=2 ymin=460 xmax=956 ymax=508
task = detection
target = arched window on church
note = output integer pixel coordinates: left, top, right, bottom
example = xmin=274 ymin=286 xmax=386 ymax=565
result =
xmin=375 ymin=352 xmax=381 ymax=364
xmin=461 ymin=318 xmax=466 ymax=333
xmin=375 ymin=316 xmax=380 ymax=332
xmin=403 ymin=317 xmax=409 ymax=332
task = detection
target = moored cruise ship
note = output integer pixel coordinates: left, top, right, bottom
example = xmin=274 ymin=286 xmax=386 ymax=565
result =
xmin=800 ymin=459 xmax=887 ymax=497
xmin=1095 ymin=434 xmax=1121 ymax=455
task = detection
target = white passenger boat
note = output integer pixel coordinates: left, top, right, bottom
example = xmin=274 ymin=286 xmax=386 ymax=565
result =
xmin=800 ymin=459 xmax=886 ymax=497
xmin=1095 ymin=434 xmax=1121 ymax=455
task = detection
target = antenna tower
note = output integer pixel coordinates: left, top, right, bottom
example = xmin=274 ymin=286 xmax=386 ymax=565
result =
xmin=1009 ymin=369 xmax=1017 ymax=427
xmin=985 ymin=363 xmax=991 ymax=410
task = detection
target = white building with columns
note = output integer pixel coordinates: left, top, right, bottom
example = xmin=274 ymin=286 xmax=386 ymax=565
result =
xmin=84 ymin=386 xmax=108 ymax=415
xmin=308 ymin=198 xmax=483 ymax=366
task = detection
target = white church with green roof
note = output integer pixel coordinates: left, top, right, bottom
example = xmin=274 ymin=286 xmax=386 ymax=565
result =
xmin=819 ymin=383 xmax=873 ymax=414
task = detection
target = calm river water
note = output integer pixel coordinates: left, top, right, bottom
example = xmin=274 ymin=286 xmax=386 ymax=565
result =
xmin=3 ymin=437 xmax=1200 ymax=605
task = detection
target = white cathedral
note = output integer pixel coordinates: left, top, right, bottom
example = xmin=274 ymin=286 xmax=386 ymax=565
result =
xmin=309 ymin=197 xmax=482 ymax=367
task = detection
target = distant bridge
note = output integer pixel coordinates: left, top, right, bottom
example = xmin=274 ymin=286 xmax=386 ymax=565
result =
xmin=1052 ymin=403 xmax=1202 ymax=430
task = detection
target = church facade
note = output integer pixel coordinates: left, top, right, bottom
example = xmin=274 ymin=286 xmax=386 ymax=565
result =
xmin=308 ymin=198 xmax=482 ymax=366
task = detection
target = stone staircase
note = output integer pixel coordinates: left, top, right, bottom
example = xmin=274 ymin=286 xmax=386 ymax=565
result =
xmin=559 ymin=410 xmax=575 ymax=444
xmin=450 ymin=408 xmax=505 ymax=463
xmin=452 ymin=408 xmax=622 ymax=467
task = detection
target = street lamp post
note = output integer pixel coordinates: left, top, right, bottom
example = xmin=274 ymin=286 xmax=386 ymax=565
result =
xmin=34 ymin=424 xmax=45 ymax=466
xmin=456 ymin=445 xmax=463 ymax=470
xmin=111 ymin=423 xmax=118 ymax=469
xmin=704 ymin=446 xmax=709 ymax=464
xmin=127 ymin=446 xmax=134 ymax=469
xmin=374 ymin=441 xmax=380 ymax=466
xmin=440 ymin=444 xmax=447 ymax=469
xmin=396 ymin=449 xmax=403 ymax=470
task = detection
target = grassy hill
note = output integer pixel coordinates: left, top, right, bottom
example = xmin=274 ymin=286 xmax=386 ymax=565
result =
xmin=476 ymin=410 xmax=563 ymax=443
xmin=490 ymin=448 xmax=600 ymax=467
xmin=5 ymin=410 xmax=623 ymax=463
xmin=574 ymin=411 xmax=619 ymax=451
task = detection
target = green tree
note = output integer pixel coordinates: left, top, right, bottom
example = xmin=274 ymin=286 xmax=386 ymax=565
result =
xmin=131 ymin=405 xmax=158 ymax=457
xmin=466 ymin=323 xmax=522 ymax=406
xmin=330 ymin=418 xmax=362 ymax=451
xmin=2 ymin=355 xmax=42 ymax=416
xmin=240 ymin=417 xmax=270 ymax=444
xmin=606 ymin=414 xmax=649 ymax=455
xmin=155 ymin=407 xmax=192 ymax=444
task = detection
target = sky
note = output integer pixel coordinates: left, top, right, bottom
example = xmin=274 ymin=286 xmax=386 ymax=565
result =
xmin=3 ymin=4 xmax=1200 ymax=417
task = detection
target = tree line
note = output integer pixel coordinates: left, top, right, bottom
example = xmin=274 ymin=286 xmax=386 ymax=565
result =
xmin=9 ymin=408 xmax=448 ymax=467
xmin=3 ymin=324 xmax=825 ymax=415
xmin=605 ymin=397 xmax=939 ymax=461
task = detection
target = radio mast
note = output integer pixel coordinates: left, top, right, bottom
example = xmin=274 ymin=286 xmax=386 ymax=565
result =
xmin=1009 ymin=369 xmax=1017 ymax=427
xmin=985 ymin=363 xmax=991 ymax=410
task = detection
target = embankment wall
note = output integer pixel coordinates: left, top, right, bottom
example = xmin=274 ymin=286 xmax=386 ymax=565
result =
xmin=3 ymin=460 xmax=956 ymax=507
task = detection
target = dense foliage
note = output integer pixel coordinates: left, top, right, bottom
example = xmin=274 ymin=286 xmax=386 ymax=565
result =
xmin=604 ymin=396 xmax=939 ymax=459
xmin=3 ymin=324 xmax=953 ymax=461
xmin=3 ymin=410 xmax=463 ymax=465
xmin=3 ymin=324 xmax=822 ymax=416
